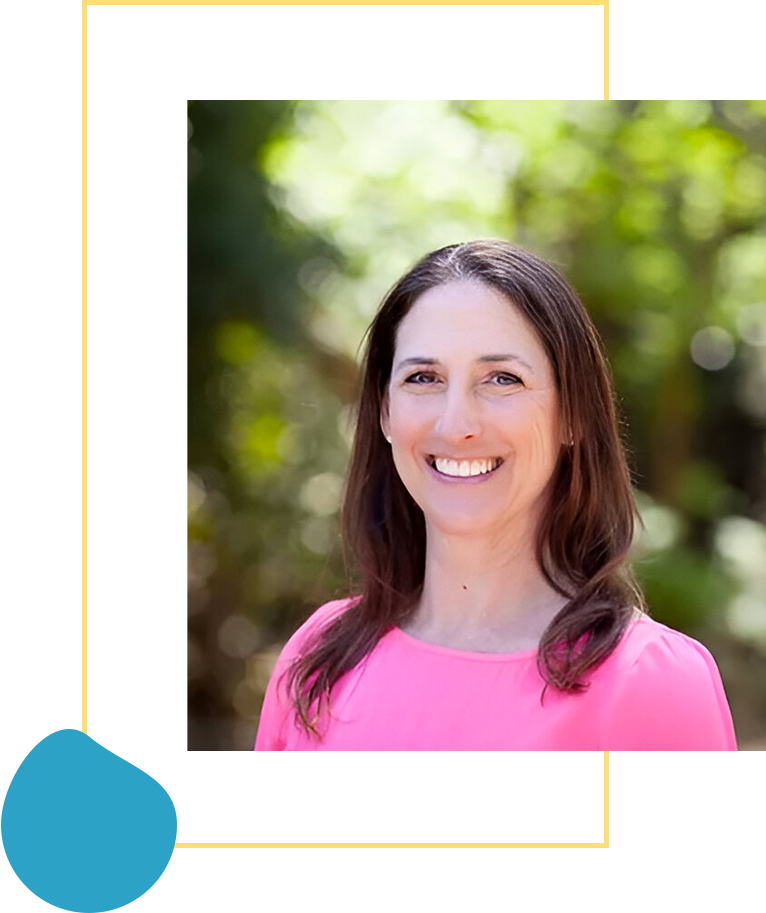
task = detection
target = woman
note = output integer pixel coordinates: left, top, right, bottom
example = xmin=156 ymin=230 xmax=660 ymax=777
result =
xmin=255 ymin=240 xmax=737 ymax=751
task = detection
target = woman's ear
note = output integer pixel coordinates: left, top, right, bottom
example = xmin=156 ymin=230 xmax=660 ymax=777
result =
xmin=380 ymin=395 xmax=392 ymax=444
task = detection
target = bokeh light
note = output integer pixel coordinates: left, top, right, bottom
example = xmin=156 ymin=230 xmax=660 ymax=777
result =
xmin=690 ymin=326 xmax=736 ymax=370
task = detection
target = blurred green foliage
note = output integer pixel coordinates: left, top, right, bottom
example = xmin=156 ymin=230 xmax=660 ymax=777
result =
xmin=188 ymin=101 xmax=766 ymax=749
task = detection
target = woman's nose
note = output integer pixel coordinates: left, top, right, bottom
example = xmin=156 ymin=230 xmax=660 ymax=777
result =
xmin=433 ymin=389 xmax=482 ymax=440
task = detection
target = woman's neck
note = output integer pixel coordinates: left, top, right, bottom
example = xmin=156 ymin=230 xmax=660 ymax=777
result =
xmin=404 ymin=525 xmax=568 ymax=653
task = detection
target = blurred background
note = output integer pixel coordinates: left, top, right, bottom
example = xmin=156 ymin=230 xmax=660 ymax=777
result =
xmin=188 ymin=100 xmax=766 ymax=751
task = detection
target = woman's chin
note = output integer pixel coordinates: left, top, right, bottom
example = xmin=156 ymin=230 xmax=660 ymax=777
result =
xmin=424 ymin=509 xmax=507 ymax=540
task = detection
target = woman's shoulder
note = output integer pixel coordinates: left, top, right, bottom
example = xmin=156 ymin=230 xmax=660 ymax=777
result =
xmin=597 ymin=612 xmax=737 ymax=750
xmin=610 ymin=612 xmax=722 ymax=679
xmin=278 ymin=595 xmax=361 ymax=662
xmin=255 ymin=596 xmax=361 ymax=751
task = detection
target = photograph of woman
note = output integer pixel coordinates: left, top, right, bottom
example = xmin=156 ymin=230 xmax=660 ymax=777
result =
xmin=254 ymin=239 xmax=738 ymax=751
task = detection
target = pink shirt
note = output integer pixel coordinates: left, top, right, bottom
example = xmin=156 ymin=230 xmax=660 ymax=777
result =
xmin=254 ymin=597 xmax=737 ymax=751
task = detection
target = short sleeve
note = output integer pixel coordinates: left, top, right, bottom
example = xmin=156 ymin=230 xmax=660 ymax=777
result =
xmin=601 ymin=630 xmax=737 ymax=751
xmin=254 ymin=597 xmax=358 ymax=750
xmin=253 ymin=654 xmax=291 ymax=751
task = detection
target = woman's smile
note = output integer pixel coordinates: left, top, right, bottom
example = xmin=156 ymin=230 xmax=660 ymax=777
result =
xmin=426 ymin=455 xmax=505 ymax=480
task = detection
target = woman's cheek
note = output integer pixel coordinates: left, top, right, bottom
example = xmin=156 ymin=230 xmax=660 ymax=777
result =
xmin=390 ymin=397 xmax=430 ymax=438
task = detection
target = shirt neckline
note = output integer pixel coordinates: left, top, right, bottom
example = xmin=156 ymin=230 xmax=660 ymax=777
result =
xmin=390 ymin=624 xmax=539 ymax=662
xmin=390 ymin=613 xmax=647 ymax=663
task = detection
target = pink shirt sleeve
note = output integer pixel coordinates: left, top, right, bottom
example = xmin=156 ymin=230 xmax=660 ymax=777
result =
xmin=601 ymin=629 xmax=737 ymax=750
xmin=253 ymin=655 xmax=290 ymax=751
xmin=254 ymin=598 xmax=357 ymax=750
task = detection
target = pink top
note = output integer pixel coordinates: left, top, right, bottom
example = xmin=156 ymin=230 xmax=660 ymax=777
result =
xmin=255 ymin=600 xmax=736 ymax=843
xmin=254 ymin=597 xmax=737 ymax=751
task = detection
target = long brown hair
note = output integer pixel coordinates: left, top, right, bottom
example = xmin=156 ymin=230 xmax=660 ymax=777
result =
xmin=287 ymin=239 xmax=644 ymax=735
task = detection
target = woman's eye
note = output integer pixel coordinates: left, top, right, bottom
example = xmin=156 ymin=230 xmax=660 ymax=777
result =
xmin=405 ymin=372 xmax=439 ymax=385
xmin=490 ymin=372 xmax=522 ymax=387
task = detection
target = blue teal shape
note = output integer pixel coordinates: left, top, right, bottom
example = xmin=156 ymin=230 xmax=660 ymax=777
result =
xmin=2 ymin=729 xmax=177 ymax=912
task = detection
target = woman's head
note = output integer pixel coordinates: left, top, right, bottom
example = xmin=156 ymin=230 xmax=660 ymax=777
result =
xmin=348 ymin=239 xmax=636 ymax=599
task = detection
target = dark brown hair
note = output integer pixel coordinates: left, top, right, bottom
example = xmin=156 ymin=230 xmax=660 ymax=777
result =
xmin=287 ymin=239 xmax=644 ymax=736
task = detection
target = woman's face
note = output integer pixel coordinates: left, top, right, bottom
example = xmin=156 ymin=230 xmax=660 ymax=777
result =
xmin=381 ymin=280 xmax=564 ymax=542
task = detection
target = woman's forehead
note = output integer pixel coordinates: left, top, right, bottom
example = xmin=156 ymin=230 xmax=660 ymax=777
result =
xmin=394 ymin=281 xmax=549 ymax=366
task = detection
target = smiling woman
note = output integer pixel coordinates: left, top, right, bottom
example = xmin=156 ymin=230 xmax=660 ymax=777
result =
xmin=254 ymin=239 xmax=737 ymax=751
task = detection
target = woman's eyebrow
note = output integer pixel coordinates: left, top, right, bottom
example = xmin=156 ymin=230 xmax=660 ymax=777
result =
xmin=394 ymin=357 xmax=439 ymax=370
xmin=477 ymin=353 xmax=533 ymax=370
xmin=394 ymin=354 xmax=533 ymax=371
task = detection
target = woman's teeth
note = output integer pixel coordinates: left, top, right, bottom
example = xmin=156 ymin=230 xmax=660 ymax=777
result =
xmin=432 ymin=457 xmax=501 ymax=477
